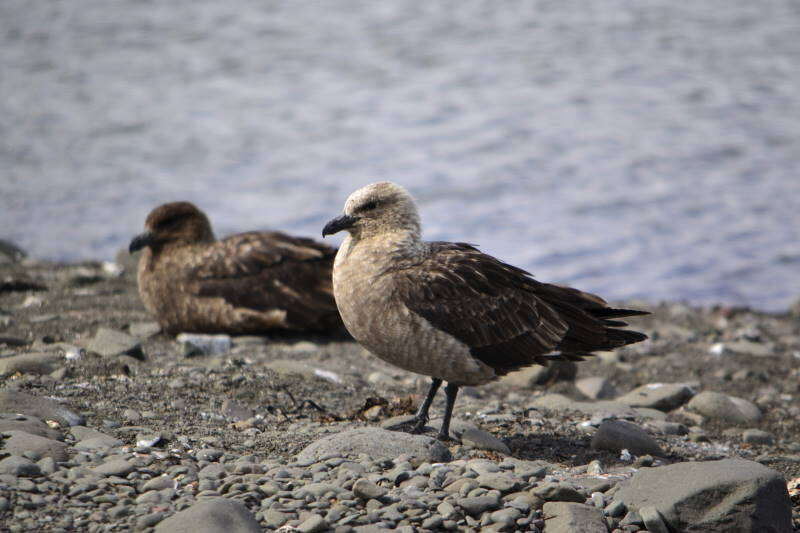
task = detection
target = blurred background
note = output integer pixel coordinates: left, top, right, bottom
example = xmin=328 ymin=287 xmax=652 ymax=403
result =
xmin=1 ymin=1 xmax=798 ymax=311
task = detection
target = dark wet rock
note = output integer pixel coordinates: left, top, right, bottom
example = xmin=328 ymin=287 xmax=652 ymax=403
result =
xmin=0 ymin=389 xmax=84 ymax=426
xmin=154 ymin=498 xmax=260 ymax=533
xmin=542 ymin=502 xmax=607 ymax=533
xmin=0 ymin=413 xmax=61 ymax=440
xmin=87 ymin=327 xmax=143 ymax=358
xmin=0 ymin=430 xmax=68 ymax=461
xmin=615 ymin=383 xmax=695 ymax=411
xmin=591 ymin=420 xmax=664 ymax=456
xmin=575 ymin=376 xmax=617 ymax=400
xmin=0 ymin=274 xmax=46 ymax=292
xmin=0 ymin=240 xmax=26 ymax=263
xmin=687 ymin=391 xmax=762 ymax=425
xmin=0 ymin=455 xmax=41 ymax=476
xmin=0 ymin=335 xmax=27 ymax=347
xmin=0 ymin=352 xmax=62 ymax=376
xmin=614 ymin=458 xmax=791 ymax=533
xmin=296 ymin=427 xmax=451 ymax=463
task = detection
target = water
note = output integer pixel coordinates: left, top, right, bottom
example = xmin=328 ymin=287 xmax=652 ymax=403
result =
xmin=1 ymin=0 xmax=799 ymax=311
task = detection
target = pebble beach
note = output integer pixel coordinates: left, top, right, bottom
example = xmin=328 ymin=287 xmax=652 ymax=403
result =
xmin=0 ymin=253 xmax=797 ymax=531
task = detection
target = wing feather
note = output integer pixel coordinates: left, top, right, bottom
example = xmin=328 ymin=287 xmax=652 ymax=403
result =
xmin=190 ymin=232 xmax=341 ymax=331
xmin=392 ymin=242 xmax=648 ymax=375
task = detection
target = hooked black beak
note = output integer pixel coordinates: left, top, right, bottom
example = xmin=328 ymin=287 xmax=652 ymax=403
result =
xmin=129 ymin=231 xmax=155 ymax=253
xmin=322 ymin=215 xmax=358 ymax=237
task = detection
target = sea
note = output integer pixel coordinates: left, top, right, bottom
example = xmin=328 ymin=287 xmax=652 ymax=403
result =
xmin=2 ymin=0 xmax=799 ymax=311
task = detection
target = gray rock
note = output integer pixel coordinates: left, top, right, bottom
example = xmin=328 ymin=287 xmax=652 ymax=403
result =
xmin=353 ymin=478 xmax=387 ymax=500
xmin=640 ymin=505 xmax=669 ymax=533
xmin=296 ymin=427 xmax=451 ymax=463
xmin=457 ymin=493 xmax=501 ymax=516
xmin=476 ymin=473 xmax=523 ymax=494
xmin=575 ymin=376 xmax=617 ymax=400
xmin=73 ymin=435 xmax=124 ymax=450
xmin=176 ymin=333 xmax=231 ymax=356
xmin=71 ymin=427 xmax=124 ymax=450
xmin=605 ymin=499 xmax=626 ymax=517
xmin=263 ymin=509 xmax=290 ymax=528
xmin=297 ymin=514 xmax=328 ymax=533
xmin=196 ymin=448 xmax=223 ymax=461
xmin=615 ymin=383 xmax=695 ymax=411
xmin=742 ymin=428 xmax=775 ymax=445
xmin=0 ymin=352 xmax=61 ymax=376
xmin=614 ymin=458 xmax=791 ymax=533
xmin=490 ymin=507 xmax=522 ymax=526
xmin=647 ymin=420 xmax=688 ymax=436
xmin=460 ymin=427 xmax=511 ymax=455
xmin=620 ymin=510 xmax=643 ymax=526
xmin=591 ymin=420 xmax=664 ymax=456
xmin=86 ymin=327 xmax=143 ymax=358
xmin=0 ymin=430 xmax=68 ymax=461
xmin=541 ymin=502 xmax=607 ymax=533
xmin=129 ymin=321 xmax=161 ymax=339
xmin=0 ymin=413 xmax=61 ymax=440
xmin=92 ymin=458 xmax=134 ymax=477
xmin=529 ymin=394 xmax=654 ymax=419
xmin=154 ymin=498 xmax=260 ymax=533
xmin=687 ymin=391 xmax=762 ymax=425
xmin=0 ymin=389 xmax=84 ymax=426
xmin=532 ymin=483 xmax=585 ymax=503
xmin=142 ymin=475 xmax=176 ymax=492
xmin=0 ymin=455 xmax=41 ymax=476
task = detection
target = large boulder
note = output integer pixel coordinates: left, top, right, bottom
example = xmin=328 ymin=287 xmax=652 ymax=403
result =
xmin=613 ymin=459 xmax=791 ymax=532
xmin=615 ymin=383 xmax=695 ymax=411
xmin=296 ymin=427 xmax=451 ymax=464
xmin=542 ymin=502 xmax=608 ymax=533
xmin=154 ymin=498 xmax=260 ymax=533
xmin=0 ymin=389 xmax=84 ymax=427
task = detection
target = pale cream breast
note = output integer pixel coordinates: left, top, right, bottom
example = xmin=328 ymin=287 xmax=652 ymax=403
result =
xmin=333 ymin=235 xmax=496 ymax=386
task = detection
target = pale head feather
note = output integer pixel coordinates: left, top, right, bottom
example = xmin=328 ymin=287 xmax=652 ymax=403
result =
xmin=342 ymin=182 xmax=421 ymax=239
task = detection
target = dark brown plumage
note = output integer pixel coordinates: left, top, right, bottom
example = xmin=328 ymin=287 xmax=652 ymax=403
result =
xmin=130 ymin=202 xmax=342 ymax=335
xmin=324 ymin=182 xmax=649 ymax=440
xmin=391 ymin=241 xmax=647 ymax=376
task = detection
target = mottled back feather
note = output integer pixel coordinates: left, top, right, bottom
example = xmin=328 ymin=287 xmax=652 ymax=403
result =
xmin=191 ymin=231 xmax=341 ymax=331
xmin=391 ymin=242 xmax=647 ymax=376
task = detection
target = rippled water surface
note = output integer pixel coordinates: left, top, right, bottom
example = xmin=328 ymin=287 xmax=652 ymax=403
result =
xmin=2 ymin=1 xmax=799 ymax=310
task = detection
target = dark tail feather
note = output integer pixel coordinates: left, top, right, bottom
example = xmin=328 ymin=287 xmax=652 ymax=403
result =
xmin=606 ymin=328 xmax=648 ymax=347
xmin=591 ymin=307 xmax=650 ymax=319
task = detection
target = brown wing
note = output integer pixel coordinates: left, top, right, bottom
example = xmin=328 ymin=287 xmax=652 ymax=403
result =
xmin=392 ymin=242 xmax=647 ymax=376
xmin=191 ymin=231 xmax=341 ymax=332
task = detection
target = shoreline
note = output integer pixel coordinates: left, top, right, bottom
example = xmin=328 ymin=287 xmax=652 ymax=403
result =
xmin=1 ymin=256 xmax=798 ymax=531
